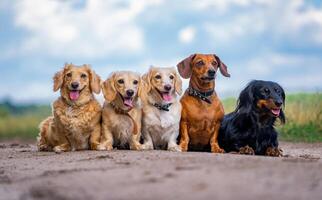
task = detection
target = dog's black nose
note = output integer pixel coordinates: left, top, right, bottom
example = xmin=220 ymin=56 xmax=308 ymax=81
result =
xmin=71 ymin=82 xmax=79 ymax=89
xmin=208 ymin=69 xmax=216 ymax=77
xmin=126 ymin=90 xmax=134 ymax=97
xmin=164 ymin=84 xmax=172 ymax=91
xmin=274 ymin=100 xmax=283 ymax=107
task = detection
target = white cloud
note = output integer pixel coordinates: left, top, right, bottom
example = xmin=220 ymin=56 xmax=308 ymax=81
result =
xmin=13 ymin=0 xmax=163 ymax=58
xmin=178 ymin=26 xmax=196 ymax=44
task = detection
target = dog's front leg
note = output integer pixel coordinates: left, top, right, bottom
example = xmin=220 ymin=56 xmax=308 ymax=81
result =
xmin=167 ymin=130 xmax=181 ymax=152
xmin=90 ymin=124 xmax=101 ymax=150
xmin=210 ymin=123 xmax=225 ymax=153
xmin=98 ymin=122 xmax=113 ymax=151
xmin=179 ymin=120 xmax=189 ymax=152
xmin=130 ymin=133 xmax=143 ymax=150
xmin=141 ymin=130 xmax=154 ymax=150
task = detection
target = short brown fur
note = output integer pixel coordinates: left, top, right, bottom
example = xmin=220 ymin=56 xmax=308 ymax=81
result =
xmin=177 ymin=54 xmax=230 ymax=153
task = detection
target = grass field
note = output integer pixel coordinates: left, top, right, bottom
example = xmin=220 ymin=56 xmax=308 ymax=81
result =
xmin=0 ymin=93 xmax=321 ymax=142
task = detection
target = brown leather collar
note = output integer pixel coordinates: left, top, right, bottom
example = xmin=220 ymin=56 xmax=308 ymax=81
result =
xmin=110 ymin=102 xmax=138 ymax=135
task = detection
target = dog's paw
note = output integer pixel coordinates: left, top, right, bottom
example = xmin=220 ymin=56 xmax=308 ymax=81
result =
xmin=168 ymin=145 xmax=182 ymax=152
xmin=239 ymin=145 xmax=255 ymax=155
xmin=211 ymin=144 xmax=225 ymax=153
xmin=141 ymin=144 xmax=153 ymax=150
xmin=38 ymin=144 xmax=50 ymax=151
xmin=97 ymin=144 xmax=113 ymax=151
xmin=265 ymin=147 xmax=283 ymax=157
xmin=130 ymin=144 xmax=143 ymax=151
xmin=179 ymin=143 xmax=188 ymax=152
xmin=53 ymin=146 xmax=64 ymax=154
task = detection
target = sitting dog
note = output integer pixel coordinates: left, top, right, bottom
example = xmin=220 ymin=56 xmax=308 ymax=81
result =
xmin=218 ymin=80 xmax=285 ymax=156
xmin=177 ymin=54 xmax=230 ymax=152
xmin=140 ymin=66 xmax=182 ymax=151
xmin=37 ymin=64 xmax=102 ymax=153
xmin=98 ymin=71 xmax=142 ymax=150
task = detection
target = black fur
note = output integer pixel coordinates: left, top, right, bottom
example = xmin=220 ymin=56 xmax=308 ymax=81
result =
xmin=218 ymin=80 xmax=286 ymax=155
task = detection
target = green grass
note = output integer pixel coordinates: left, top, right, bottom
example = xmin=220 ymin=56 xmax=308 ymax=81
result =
xmin=222 ymin=93 xmax=322 ymax=142
xmin=0 ymin=93 xmax=321 ymax=142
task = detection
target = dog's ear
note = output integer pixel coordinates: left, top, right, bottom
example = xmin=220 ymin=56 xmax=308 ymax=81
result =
xmin=213 ymin=54 xmax=230 ymax=77
xmin=85 ymin=65 xmax=101 ymax=94
xmin=177 ymin=54 xmax=195 ymax=79
xmin=102 ymin=73 xmax=117 ymax=102
xmin=53 ymin=70 xmax=64 ymax=92
xmin=138 ymin=70 xmax=152 ymax=102
xmin=53 ymin=64 xmax=70 ymax=92
xmin=237 ymin=80 xmax=256 ymax=113
xmin=279 ymin=84 xmax=286 ymax=124
xmin=173 ymin=68 xmax=182 ymax=95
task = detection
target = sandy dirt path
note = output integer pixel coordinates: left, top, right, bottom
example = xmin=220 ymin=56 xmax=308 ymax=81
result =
xmin=0 ymin=142 xmax=322 ymax=200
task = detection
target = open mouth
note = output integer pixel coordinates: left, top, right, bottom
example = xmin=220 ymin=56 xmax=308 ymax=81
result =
xmin=69 ymin=88 xmax=84 ymax=101
xmin=119 ymin=94 xmax=134 ymax=108
xmin=201 ymin=76 xmax=215 ymax=81
xmin=270 ymin=107 xmax=281 ymax=117
xmin=156 ymin=89 xmax=172 ymax=102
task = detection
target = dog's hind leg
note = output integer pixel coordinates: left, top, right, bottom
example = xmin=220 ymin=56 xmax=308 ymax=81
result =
xmin=37 ymin=117 xmax=53 ymax=151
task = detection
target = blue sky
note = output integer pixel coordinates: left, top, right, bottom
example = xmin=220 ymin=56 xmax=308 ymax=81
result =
xmin=0 ymin=0 xmax=322 ymax=103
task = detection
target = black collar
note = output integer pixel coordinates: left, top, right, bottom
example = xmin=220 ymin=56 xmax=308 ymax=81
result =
xmin=187 ymin=87 xmax=214 ymax=104
xmin=153 ymin=103 xmax=172 ymax=112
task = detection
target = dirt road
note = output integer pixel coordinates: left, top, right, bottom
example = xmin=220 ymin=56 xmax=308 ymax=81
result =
xmin=0 ymin=142 xmax=321 ymax=200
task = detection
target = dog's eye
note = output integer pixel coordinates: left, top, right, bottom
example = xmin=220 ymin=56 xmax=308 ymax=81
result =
xmin=118 ymin=79 xmax=124 ymax=84
xmin=212 ymin=61 xmax=218 ymax=66
xmin=81 ymin=74 xmax=87 ymax=79
xmin=155 ymin=75 xmax=161 ymax=79
xmin=66 ymin=72 xmax=72 ymax=77
xmin=264 ymin=88 xmax=270 ymax=94
xmin=196 ymin=60 xmax=204 ymax=66
xmin=169 ymin=75 xmax=174 ymax=80
xmin=133 ymin=80 xmax=138 ymax=85
xmin=274 ymin=88 xmax=280 ymax=93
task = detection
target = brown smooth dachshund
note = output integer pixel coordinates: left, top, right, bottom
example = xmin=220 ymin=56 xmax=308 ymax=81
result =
xmin=177 ymin=54 xmax=230 ymax=153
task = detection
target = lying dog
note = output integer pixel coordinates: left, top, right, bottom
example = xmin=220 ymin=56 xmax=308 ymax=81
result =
xmin=98 ymin=71 xmax=142 ymax=150
xmin=177 ymin=54 xmax=230 ymax=152
xmin=218 ymin=80 xmax=285 ymax=156
xmin=37 ymin=64 xmax=102 ymax=152
xmin=140 ymin=67 xmax=182 ymax=151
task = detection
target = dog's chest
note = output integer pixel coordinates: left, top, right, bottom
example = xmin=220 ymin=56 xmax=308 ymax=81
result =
xmin=112 ymin=115 xmax=133 ymax=145
xmin=64 ymin=106 xmax=94 ymax=133
xmin=146 ymin=107 xmax=179 ymax=130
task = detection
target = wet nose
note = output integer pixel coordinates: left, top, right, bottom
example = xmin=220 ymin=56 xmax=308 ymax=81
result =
xmin=126 ymin=89 xmax=134 ymax=97
xmin=164 ymin=84 xmax=172 ymax=91
xmin=71 ymin=82 xmax=79 ymax=89
xmin=208 ymin=69 xmax=216 ymax=77
xmin=274 ymin=100 xmax=283 ymax=107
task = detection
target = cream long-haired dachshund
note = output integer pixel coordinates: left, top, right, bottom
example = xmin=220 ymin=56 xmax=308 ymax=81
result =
xmin=98 ymin=71 xmax=142 ymax=150
xmin=140 ymin=67 xmax=182 ymax=151
xmin=37 ymin=64 xmax=102 ymax=153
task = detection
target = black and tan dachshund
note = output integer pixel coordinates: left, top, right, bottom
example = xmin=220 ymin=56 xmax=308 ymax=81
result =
xmin=218 ymin=80 xmax=285 ymax=156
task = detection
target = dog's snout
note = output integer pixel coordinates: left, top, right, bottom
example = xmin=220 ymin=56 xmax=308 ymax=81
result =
xmin=126 ymin=89 xmax=134 ymax=97
xmin=208 ymin=69 xmax=216 ymax=77
xmin=71 ymin=82 xmax=79 ymax=89
xmin=274 ymin=100 xmax=283 ymax=107
xmin=164 ymin=84 xmax=172 ymax=91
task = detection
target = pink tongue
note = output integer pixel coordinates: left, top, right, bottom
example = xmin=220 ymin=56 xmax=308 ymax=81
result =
xmin=124 ymin=98 xmax=133 ymax=108
xmin=69 ymin=91 xmax=80 ymax=101
xmin=162 ymin=93 xmax=172 ymax=102
xmin=271 ymin=109 xmax=280 ymax=116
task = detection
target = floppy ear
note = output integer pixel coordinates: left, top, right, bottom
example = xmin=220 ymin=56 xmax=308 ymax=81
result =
xmin=177 ymin=54 xmax=195 ymax=79
xmin=101 ymin=73 xmax=117 ymax=102
xmin=85 ymin=65 xmax=101 ymax=94
xmin=53 ymin=70 xmax=63 ymax=92
xmin=279 ymin=85 xmax=286 ymax=124
xmin=237 ymin=80 xmax=256 ymax=113
xmin=214 ymin=54 xmax=230 ymax=77
xmin=174 ymin=69 xmax=182 ymax=95
xmin=138 ymin=71 xmax=152 ymax=102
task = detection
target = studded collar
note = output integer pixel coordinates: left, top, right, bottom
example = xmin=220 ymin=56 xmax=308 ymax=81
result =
xmin=187 ymin=87 xmax=214 ymax=104
xmin=153 ymin=103 xmax=172 ymax=112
